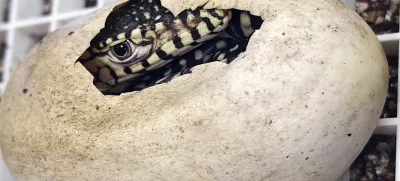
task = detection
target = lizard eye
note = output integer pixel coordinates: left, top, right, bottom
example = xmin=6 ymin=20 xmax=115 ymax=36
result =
xmin=108 ymin=39 xmax=153 ymax=65
xmin=111 ymin=41 xmax=133 ymax=61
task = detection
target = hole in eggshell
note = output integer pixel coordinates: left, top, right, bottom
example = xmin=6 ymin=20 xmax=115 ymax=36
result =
xmin=75 ymin=0 xmax=264 ymax=95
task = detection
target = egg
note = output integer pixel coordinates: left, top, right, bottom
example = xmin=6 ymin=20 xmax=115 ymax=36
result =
xmin=0 ymin=0 xmax=388 ymax=180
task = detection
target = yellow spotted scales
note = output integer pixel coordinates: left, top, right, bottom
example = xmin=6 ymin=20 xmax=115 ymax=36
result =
xmin=77 ymin=0 xmax=263 ymax=95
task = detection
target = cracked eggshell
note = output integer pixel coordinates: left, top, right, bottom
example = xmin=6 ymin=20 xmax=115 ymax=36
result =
xmin=0 ymin=0 xmax=388 ymax=180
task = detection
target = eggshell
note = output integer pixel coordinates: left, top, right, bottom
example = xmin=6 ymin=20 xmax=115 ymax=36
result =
xmin=0 ymin=0 xmax=388 ymax=180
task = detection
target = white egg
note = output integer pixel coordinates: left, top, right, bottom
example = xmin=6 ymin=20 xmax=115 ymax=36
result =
xmin=0 ymin=0 xmax=388 ymax=181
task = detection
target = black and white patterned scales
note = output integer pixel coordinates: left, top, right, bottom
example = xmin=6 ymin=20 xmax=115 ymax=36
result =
xmin=78 ymin=0 xmax=263 ymax=95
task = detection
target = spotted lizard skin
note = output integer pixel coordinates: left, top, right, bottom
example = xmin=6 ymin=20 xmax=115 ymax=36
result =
xmin=77 ymin=0 xmax=263 ymax=95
